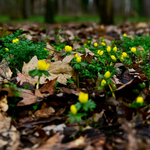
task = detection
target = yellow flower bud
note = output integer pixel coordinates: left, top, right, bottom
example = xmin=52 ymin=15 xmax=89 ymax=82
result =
xmin=37 ymin=60 xmax=50 ymax=70
xmin=131 ymin=47 xmax=136 ymax=53
xmin=113 ymin=46 xmax=117 ymax=52
xmin=136 ymin=97 xmax=144 ymax=104
xmin=44 ymin=48 xmax=47 ymax=50
xmin=107 ymin=46 xmax=111 ymax=52
xmin=111 ymin=55 xmax=116 ymax=61
xmin=101 ymin=79 xmax=106 ymax=86
xmin=122 ymin=52 xmax=127 ymax=57
xmin=104 ymin=71 xmax=111 ymax=78
xmin=123 ymin=33 xmax=127 ymax=37
xmin=101 ymin=42 xmax=106 ymax=46
xmin=5 ymin=48 xmax=9 ymax=51
xmin=70 ymin=105 xmax=77 ymax=115
xmin=88 ymin=41 xmax=91 ymax=44
xmin=76 ymin=56 xmax=82 ymax=63
xmin=94 ymin=42 xmax=98 ymax=47
xmin=78 ymin=92 xmax=88 ymax=104
xmin=65 ymin=45 xmax=72 ymax=52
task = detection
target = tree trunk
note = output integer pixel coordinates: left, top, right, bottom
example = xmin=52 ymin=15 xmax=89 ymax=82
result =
xmin=22 ymin=0 xmax=31 ymax=19
xmin=45 ymin=0 xmax=54 ymax=23
xmin=100 ymin=0 xmax=114 ymax=25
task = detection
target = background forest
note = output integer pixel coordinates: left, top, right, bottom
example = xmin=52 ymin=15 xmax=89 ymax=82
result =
xmin=0 ymin=0 xmax=150 ymax=24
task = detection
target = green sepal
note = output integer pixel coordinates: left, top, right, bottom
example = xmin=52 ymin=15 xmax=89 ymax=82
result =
xmin=43 ymin=70 xmax=50 ymax=77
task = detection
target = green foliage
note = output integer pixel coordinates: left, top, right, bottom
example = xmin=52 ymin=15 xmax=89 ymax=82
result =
xmin=0 ymin=30 xmax=49 ymax=74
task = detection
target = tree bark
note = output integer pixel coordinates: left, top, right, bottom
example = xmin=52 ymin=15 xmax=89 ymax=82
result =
xmin=45 ymin=0 xmax=55 ymax=23
xmin=100 ymin=0 xmax=114 ymax=25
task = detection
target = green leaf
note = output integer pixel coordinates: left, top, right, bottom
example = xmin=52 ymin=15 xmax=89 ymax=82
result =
xmin=43 ymin=70 xmax=50 ymax=77
xmin=29 ymin=69 xmax=39 ymax=77
xmin=80 ymin=62 xmax=87 ymax=67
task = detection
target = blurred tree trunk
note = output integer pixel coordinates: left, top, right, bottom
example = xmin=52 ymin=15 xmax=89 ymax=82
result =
xmin=45 ymin=0 xmax=54 ymax=23
xmin=8 ymin=0 xmax=21 ymax=19
xmin=123 ymin=0 xmax=131 ymax=20
xmin=80 ymin=0 xmax=89 ymax=14
xmin=22 ymin=0 xmax=31 ymax=19
xmin=54 ymin=0 xmax=58 ymax=15
xmin=94 ymin=0 xmax=114 ymax=25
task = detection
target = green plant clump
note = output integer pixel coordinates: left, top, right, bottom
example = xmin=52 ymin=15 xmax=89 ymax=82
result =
xmin=0 ymin=30 xmax=49 ymax=75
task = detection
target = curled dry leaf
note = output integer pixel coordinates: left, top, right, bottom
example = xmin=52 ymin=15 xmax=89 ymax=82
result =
xmin=0 ymin=112 xmax=19 ymax=149
xmin=0 ymin=60 xmax=12 ymax=83
xmin=0 ymin=95 xmax=8 ymax=112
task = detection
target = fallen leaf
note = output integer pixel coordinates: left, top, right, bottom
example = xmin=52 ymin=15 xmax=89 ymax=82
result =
xmin=17 ymin=89 xmax=43 ymax=106
xmin=40 ymin=78 xmax=57 ymax=95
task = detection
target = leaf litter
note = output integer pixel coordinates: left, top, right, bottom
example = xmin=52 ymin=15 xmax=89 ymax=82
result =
xmin=0 ymin=22 xmax=150 ymax=149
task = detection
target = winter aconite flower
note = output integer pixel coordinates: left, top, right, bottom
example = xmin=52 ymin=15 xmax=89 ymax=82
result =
xmin=37 ymin=60 xmax=50 ymax=70
xmin=94 ymin=42 xmax=98 ymax=47
xmin=70 ymin=105 xmax=77 ymax=115
xmin=78 ymin=92 xmax=88 ymax=104
xmin=65 ymin=45 xmax=72 ymax=52
xmin=74 ymin=53 xmax=78 ymax=58
xmin=5 ymin=48 xmax=9 ymax=51
xmin=111 ymin=55 xmax=116 ymax=61
xmin=107 ymin=46 xmax=111 ymax=52
xmin=131 ymin=47 xmax=136 ymax=53
xmin=97 ymin=50 xmax=104 ymax=56
xmin=104 ymin=71 xmax=111 ymax=78
xmin=136 ymin=97 xmax=144 ymax=104
xmin=122 ymin=52 xmax=127 ymax=57
xmin=123 ymin=33 xmax=127 ymax=37
xmin=12 ymin=38 xmax=19 ymax=44
xmin=76 ymin=56 xmax=82 ymax=63
xmin=101 ymin=42 xmax=106 ymax=46
xmin=113 ymin=46 xmax=117 ymax=52
xmin=44 ymin=48 xmax=48 ymax=50
xmin=101 ymin=79 xmax=106 ymax=86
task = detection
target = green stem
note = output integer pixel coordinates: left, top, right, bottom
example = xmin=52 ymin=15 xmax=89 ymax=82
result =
xmin=36 ymin=76 xmax=40 ymax=89
xmin=108 ymin=83 xmax=116 ymax=98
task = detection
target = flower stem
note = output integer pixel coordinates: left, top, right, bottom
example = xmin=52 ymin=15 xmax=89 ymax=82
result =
xmin=108 ymin=83 xmax=116 ymax=98
xmin=36 ymin=76 xmax=40 ymax=89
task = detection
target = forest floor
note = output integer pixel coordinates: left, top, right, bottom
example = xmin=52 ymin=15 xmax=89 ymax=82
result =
xmin=0 ymin=21 xmax=150 ymax=150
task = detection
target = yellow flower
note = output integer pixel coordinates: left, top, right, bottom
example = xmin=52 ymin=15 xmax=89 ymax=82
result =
xmin=99 ymin=50 xmax=104 ymax=56
xmin=5 ymin=48 xmax=9 ymax=51
xmin=104 ymin=71 xmax=111 ymax=78
xmin=88 ymin=41 xmax=91 ymax=44
xmin=113 ymin=46 xmax=117 ymax=52
xmin=111 ymin=55 xmax=116 ymax=61
xmin=94 ymin=42 xmax=98 ymax=47
xmin=37 ymin=60 xmax=50 ymax=70
xmin=84 ymin=44 xmax=87 ymax=46
xmin=97 ymin=50 xmax=100 ymax=54
xmin=101 ymin=42 xmax=106 ymax=46
xmin=44 ymin=48 xmax=47 ymax=50
xmin=70 ymin=105 xmax=77 ymax=115
xmin=107 ymin=46 xmax=111 ymax=52
xmin=136 ymin=97 xmax=144 ymax=104
xmin=131 ymin=47 xmax=136 ymax=53
xmin=122 ymin=52 xmax=127 ymax=57
xmin=74 ymin=53 xmax=78 ymax=58
xmin=78 ymin=92 xmax=88 ymax=104
xmin=76 ymin=56 xmax=82 ymax=63
xmin=121 ymin=55 xmax=124 ymax=60
xmin=101 ymin=79 xmax=106 ymax=86
xmin=123 ymin=33 xmax=127 ymax=37
xmin=12 ymin=38 xmax=19 ymax=44
xmin=65 ymin=45 xmax=72 ymax=52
